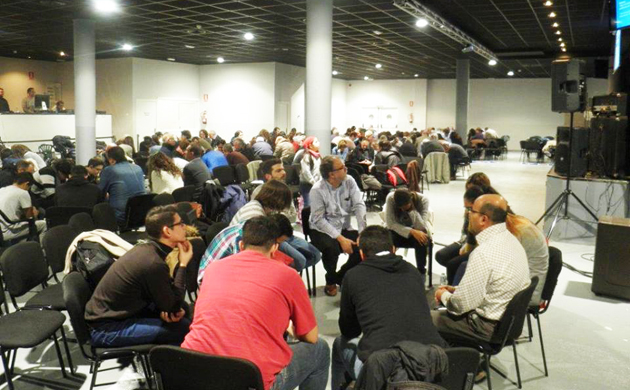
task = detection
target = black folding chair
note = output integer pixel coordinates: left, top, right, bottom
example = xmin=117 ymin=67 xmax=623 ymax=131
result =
xmin=173 ymin=185 xmax=197 ymax=203
xmin=68 ymin=212 xmax=96 ymax=234
xmin=213 ymin=166 xmax=237 ymax=186
xmin=42 ymin=225 xmax=79 ymax=283
xmin=153 ymin=192 xmax=176 ymax=206
xmin=434 ymin=347 xmax=480 ymax=390
xmin=46 ymin=206 xmax=93 ymax=229
xmin=92 ymin=202 xmax=119 ymax=232
xmin=300 ymin=207 xmax=317 ymax=297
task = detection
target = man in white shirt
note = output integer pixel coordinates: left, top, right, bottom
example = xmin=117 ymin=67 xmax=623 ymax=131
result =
xmin=0 ymin=172 xmax=46 ymax=242
xmin=432 ymin=194 xmax=530 ymax=341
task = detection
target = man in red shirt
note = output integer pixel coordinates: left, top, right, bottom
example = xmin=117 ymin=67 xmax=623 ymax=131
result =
xmin=182 ymin=216 xmax=329 ymax=390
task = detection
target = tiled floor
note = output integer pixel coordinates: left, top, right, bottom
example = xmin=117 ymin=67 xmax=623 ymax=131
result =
xmin=4 ymin=152 xmax=630 ymax=389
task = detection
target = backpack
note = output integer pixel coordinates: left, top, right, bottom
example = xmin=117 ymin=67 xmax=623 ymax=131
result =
xmin=199 ymin=181 xmax=226 ymax=222
xmin=386 ymin=166 xmax=408 ymax=187
xmin=73 ymin=241 xmax=115 ymax=290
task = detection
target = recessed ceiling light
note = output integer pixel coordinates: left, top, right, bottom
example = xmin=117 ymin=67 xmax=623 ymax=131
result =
xmin=373 ymin=30 xmax=382 ymax=35
xmin=414 ymin=74 xmax=419 ymax=77
xmin=332 ymin=70 xmax=338 ymax=75
xmin=415 ymin=18 xmax=429 ymax=28
xmin=488 ymin=59 xmax=497 ymax=66
xmin=549 ymin=12 xmax=556 ymax=18
xmin=217 ymin=57 xmax=225 ymax=63
xmin=552 ymin=22 xmax=559 ymax=27
xmin=364 ymin=76 xmax=369 ymax=80
xmin=375 ymin=63 xmax=382 ymax=69
xmin=560 ymin=42 xmax=565 ymax=47
xmin=555 ymin=30 xmax=561 ymax=35
xmin=122 ymin=43 xmax=133 ymax=51
xmin=185 ymin=45 xmax=195 ymax=49
xmin=27 ymin=56 xmax=31 ymax=59
xmin=558 ymin=37 xmax=563 ymax=42
xmin=59 ymin=51 xmax=66 ymax=56
xmin=93 ymin=0 xmax=120 ymax=14
xmin=544 ymin=1 xmax=553 ymax=6
xmin=244 ymin=32 xmax=254 ymax=40
xmin=507 ymin=71 xmax=515 ymax=76
xmin=561 ymin=48 xmax=567 ymax=52
xmin=167 ymin=58 xmax=176 ymax=61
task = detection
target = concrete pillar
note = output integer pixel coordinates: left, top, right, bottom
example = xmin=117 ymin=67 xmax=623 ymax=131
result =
xmin=305 ymin=0 xmax=333 ymax=156
xmin=74 ymin=19 xmax=96 ymax=165
xmin=455 ymin=59 xmax=470 ymax=139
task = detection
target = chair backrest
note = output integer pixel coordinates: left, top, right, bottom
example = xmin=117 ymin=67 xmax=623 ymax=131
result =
xmin=373 ymin=164 xmax=389 ymax=173
xmin=247 ymin=160 xmax=262 ymax=181
xmin=204 ymin=222 xmax=229 ymax=246
xmin=0 ymin=242 xmax=50 ymax=298
xmin=346 ymin=167 xmax=363 ymax=191
xmin=301 ymin=206 xmax=311 ymax=240
xmin=62 ymin=272 xmax=93 ymax=346
xmin=213 ymin=166 xmax=236 ymax=186
xmin=283 ymin=164 xmax=300 ymax=185
xmin=173 ymin=185 xmax=197 ymax=203
xmin=68 ymin=212 xmax=96 ymax=234
xmin=435 ymin=348 xmax=480 ymax=390
xmin=124 ymin=194 xmax=157 ymax=230
xmin=150 ymin=345 xmax=264 ymax=390
xmin=153 ymin=192 xmax=176 ymax=206
xmin=542 ymin=247 xmax=563 ymax=306
xmin=42 ymin=225 xmax=79 ymax=274
xmin=491 ymin=277 xmax=539 ymax=346
xmin=234 ymin=164 xmax=250 ymax=184
xmin=92 ymin=202 xmax=119 ymax=232
xmin=46 ymin=206 xmax=93 ymax=229
xmin=186 ymin=237 xmax=207 ymax=295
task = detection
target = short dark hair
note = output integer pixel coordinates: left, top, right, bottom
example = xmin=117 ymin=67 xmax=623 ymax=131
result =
xmin=242 ymin=216 xmax=279 ymax=250
xmin=269 ymin=213 xmax=293 ymax=238
xmin=222 ymin=143 xmax=233 ymax=153
xmin=479 ymin=203 xmax=508 ymax=224
xmin=181 ymin=130 xmax=192 ymax=140
xmin=88 ymin=157 xmax=104 ymax=168
xmin=145 ymin=205 xmax=178 ymax=239
xmin=27 ymin=87 xmax=34 ymax=94
xmin=359 ymin=225 xmax=394 ymax=257
xmin=259 ymin=158 xmax=282 ymax=179
xmin=378 ymin=139 xmax=392 ymax=151
xmin=255 ymin=180 xmax=292 ymax=211
xmin=319 ymin=155 xmax=337 ymax=180
xmin=188 ymin=145 xmax=203 ymax=158
xmin=107 ymin=146 xmax=126 ymax=163
xmin=464 ymin=185 xmax=486 ymax=203
xmin=233 ymin=138 xmax=245 ymax=147
xmin=71 ymin=165 xmax=88 ymax=177
xmin=16 ymin=160 xmax=33 ymax=171
xmin=14 ymin=172 xmax=33 ymax=185
xmin=393 ymin=188 xmax=412 ymax=209
xmin=53 ymin=159 xmax=74 ymax=176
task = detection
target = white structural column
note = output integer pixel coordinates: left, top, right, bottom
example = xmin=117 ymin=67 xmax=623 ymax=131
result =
xmin=74 ymin=19 xmax=96 ymax=165
xmin=305 ymin=0 xmax=333 ymax=156
xmin=455 ymin=59 xmax=470 ymax=138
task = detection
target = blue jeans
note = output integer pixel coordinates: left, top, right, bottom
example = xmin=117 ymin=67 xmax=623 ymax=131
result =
xmin=90 ymin=316 xmax=191 ymax=348
xmin=299 ymin=182 xmax=313 ymax=207
xmin=331 ymin=336 xmax=363 ymax=390
xmin=280 ymin=236 xmax=322 ymax=272
xmin=271 ymin=339 xmax=330 ymax=390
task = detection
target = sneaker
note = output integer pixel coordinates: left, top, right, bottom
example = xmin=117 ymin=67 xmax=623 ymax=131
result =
xmin=324 ymin=284 xmax=338 ymax=297
xmin=474 ymin=370 xmax=487 ymax=383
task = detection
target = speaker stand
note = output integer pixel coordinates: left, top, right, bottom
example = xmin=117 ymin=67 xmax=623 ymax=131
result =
xmin=536 ymin=112 xmax=598 ymax=239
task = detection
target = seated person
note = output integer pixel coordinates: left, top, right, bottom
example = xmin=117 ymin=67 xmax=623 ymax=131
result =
xmin=331 ymin=226 xmax=446 ymax=389
xmin=31 ymin=158 xmax=74 ymax=209
xmin=444 ymin=143 xmax=469 ymax=179
xmin=420 ymin=134 xmax=445 ymax=158
xmin=374 ymin=139 xmax=402 ymax=168
xmin=0 ymin=160 xmax=34 ymax=189
xmin=201 ymin=149 xmax=228 ymax=174
xmin=86 ymin=157 xmax=105 ymax=183
xmin=346 ymin=139 xmax=374 ymax=169
xmin=55 ymin=165 xmax=103 ymax=208
xmin=85 ymin=206 xmax=193 ymax=347
xmin=222 ymin=143 xmax=250 ymax=166
xmin=183 ymin=216 xmax=330 ymax=390
xmin=383 ymin=189 xmax=431 ymax=275
xmin=0 ymin=172 xmax=46 ymax=242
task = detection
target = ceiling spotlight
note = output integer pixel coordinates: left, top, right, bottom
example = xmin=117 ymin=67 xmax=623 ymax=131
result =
xmin=217 ymin=57 xmax=225 ymax=63
xmin=560 ymin=42 xmax=565 ymax=47
xmin=122 ymin=43 xmax=133 ymax=51
xmin=373 ymin=30 xmax=382 ymax=35
xmin=59 ymin=51 xmax=66 ymax=56
xmin=561 ymin=48 xmax=567 ymax=52
xmin=375 ymin=63 xmax=382 ymax=69
xmin=552 ymin=22 xmax=559 ymax=27
xmin=27 ymin=56 xmax=31 ymax=59
xmin=185 ymin=45 xmax=195 ymax=49
xmin=415 ymin=18 xmax=429 ymax=28
xmin=555 ymin=30 xmax=561 ymax=35
xmin=167 ymin=58 xmax=176 ymax=61
xmin=549 ymin=12 xmax=556 ymax=18
xmin=93 ymin=0 xmax=120 ymax=14
xmin=544 ymin=1 xmax=553 ymax=6
xmin=558 ymin=38 xmax=563 ymax=42
xmin=414 ymin=74 xmax=419 ymax=77
xmin=364 ymin=76 xmax=369 ymax=80
xmin=332 ymin=70 xmax=339 ymax=75
xmin=488 ymin=59 xmax=497 ymax=66
xmin=244 ymin=32 xmax=255 ymax=40
xmin=507 ymin=71 xmax=515 ymax=76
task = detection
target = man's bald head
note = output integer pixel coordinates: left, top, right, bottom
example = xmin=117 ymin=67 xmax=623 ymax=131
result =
xmin=474 ymin=194 xmax=508 ymax=224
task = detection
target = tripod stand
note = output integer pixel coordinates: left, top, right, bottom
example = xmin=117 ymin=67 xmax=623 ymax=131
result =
xmin=535 ymin=112 xmax=598 ymax=238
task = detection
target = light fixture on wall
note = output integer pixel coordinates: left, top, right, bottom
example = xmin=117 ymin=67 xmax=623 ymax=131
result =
xmin=244 ymin=32 xmax=255 ymax=40
xmin=375 ymin=63 xmax=382 ymax=69
xmin=415 ymin=18 xmax=429 ymax=28
xmin=217 ymin=57 xmax=225 ymax=63
xmin=93 ymin=0 xmax=120 ymax=14
xmin=122 ymin=43 xmax=133 ymax=51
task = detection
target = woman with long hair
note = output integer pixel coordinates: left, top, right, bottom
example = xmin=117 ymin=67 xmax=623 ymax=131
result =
xmin=406 ymin=160 xmax=423 ymax=193
xmin=299 ymin=136 xmax=322 ymax=207
xmin=147 ymin=152 xmax=184 ymax=194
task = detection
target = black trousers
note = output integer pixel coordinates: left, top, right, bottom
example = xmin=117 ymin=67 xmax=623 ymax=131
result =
xmin=309 ymin=229 xmax=361 ymax=285
xmin=389 ymin=230 xmax=427 ymax=274
xmin=435 ymin=242 xmax=470 ymax=285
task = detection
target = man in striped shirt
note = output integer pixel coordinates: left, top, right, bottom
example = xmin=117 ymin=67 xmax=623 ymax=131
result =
xmin=432 ymin=194 xmax=530 ymax=341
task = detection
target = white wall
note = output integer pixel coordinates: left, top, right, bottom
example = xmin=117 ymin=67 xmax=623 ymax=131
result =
xmin=275 ymin=63 xmax=305 ymax=132
xmin=427 ymin=79 xmax=456 ymax=129
xmin=0 ymin=57 xmax=64 ymax=112
xmin=199 ymin=62 xmax=275 ymax=141
xmin=290 ymin=83 xmax=305 ymax=133
xmin=331 ymin=79 xmax=347 ymax=132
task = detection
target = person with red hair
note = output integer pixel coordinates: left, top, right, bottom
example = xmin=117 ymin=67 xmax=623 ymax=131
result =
xmin=299 ymin=136 xmax=322 ymax=207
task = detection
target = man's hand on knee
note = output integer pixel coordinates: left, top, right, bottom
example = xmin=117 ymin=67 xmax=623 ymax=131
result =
xmin=160 ymin=308 xmax=185 ymax=323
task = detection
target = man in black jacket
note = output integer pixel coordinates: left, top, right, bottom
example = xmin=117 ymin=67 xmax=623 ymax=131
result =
xmin=55 ymin=165 xmax=103 ymax=208
xmin=331 ymin=225 xmax=446 ymax=389
xmin=183 ymin=145 xmax=211 ymax=199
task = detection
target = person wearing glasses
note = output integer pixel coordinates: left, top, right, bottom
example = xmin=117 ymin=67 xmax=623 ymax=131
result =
xmin=432 ymin=194 xmax=530 ymax=343
xmin=309 ymin=156 xmax=366 ymax=297
xmin=85 ymin=205 xmax=193 ymax=348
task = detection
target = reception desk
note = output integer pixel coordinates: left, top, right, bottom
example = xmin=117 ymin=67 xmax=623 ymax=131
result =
xmin=0 ymin=114 xmax=113 ymax=151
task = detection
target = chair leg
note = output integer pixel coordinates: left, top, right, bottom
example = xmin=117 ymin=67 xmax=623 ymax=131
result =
xmin=303 ymin=269 xmax=312 ymax=296
xmin=526 ymin=313 xmax=533 ymax=341
xmin=513 ymin=342 xmax=522 ymax=389
xmin=1 ymin=348 xmax=14 ymax=390
xmin=536 ymin=313 xmax=549 ymax=376
xmin=485 ymin=354 xmax=492 ymax=390
xmin=89 ymin=360 xmax=100 ymax=390
xmin=59 ymin=325 xmax=75 ymax=375
xmin=427 ymin=242 xmax=433 ymax=287
xmin=138 ymin=354 xmax=154 ymax=390
xmin=312 ymin=265 xmax=316 ymax=297
xmin=51 ymin=331 xmax=69 ymax=379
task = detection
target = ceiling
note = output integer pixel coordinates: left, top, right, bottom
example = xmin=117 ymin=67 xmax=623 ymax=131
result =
xmin=0 ymin=0 xmax=613 ymax=79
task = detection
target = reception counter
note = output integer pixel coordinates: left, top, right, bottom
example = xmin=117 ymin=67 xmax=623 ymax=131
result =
xmin=0 ymin=113 xmax=113 ymax=151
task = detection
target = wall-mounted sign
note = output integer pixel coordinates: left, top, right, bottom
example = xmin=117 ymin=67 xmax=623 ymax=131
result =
xmin=28 ymin=72 xmax=35 ymax=80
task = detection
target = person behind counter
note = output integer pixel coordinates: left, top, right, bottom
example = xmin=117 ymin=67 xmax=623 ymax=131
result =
xmin=22 ymin=88 xmax=35 ymax=114
xmin=0 ymin=87 xmax=10 ymax=113
xmin=54 ymin=100 xmax=65 ymax=113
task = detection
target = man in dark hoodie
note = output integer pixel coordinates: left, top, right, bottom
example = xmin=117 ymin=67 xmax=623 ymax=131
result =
xmin=55 ymin=165 xmax=103 ymax=208
xmin=331 ymin=225 xmax=446 ymax=389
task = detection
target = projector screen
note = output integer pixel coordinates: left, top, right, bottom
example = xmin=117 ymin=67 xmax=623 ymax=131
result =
xmin=614 ymin=0 xmax=630 ymax=30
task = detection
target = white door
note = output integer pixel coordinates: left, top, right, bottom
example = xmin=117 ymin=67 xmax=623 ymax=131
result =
xmin=135 ymin=99 xmax=157 ymax=140
xmin=178 ymin=101 xmax=199 ymax=131
xmin=379 ymin=108 xmax=398 ymax=131
xmin=361 ymin=107 xmax=379 ymax=130
xmin=277 ymin=101 xmax=290 ymax=132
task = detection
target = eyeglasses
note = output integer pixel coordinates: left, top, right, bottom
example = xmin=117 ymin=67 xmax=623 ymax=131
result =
xmin=332 ymin=165 xmax=347 ymax=172
xmin=168 ymin=221 xmax=186 ymax=229
xmin=466 ymin=207 xmax=485 ymax=216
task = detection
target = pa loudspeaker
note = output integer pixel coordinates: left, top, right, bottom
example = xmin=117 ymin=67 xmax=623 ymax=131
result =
xmin=592 ymin=216 xmax=630 ymax=301
xmin=555 ymin=127 xmax=588 ymax=177
xmin=551 ymin=59 xmax=586 ymax=113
